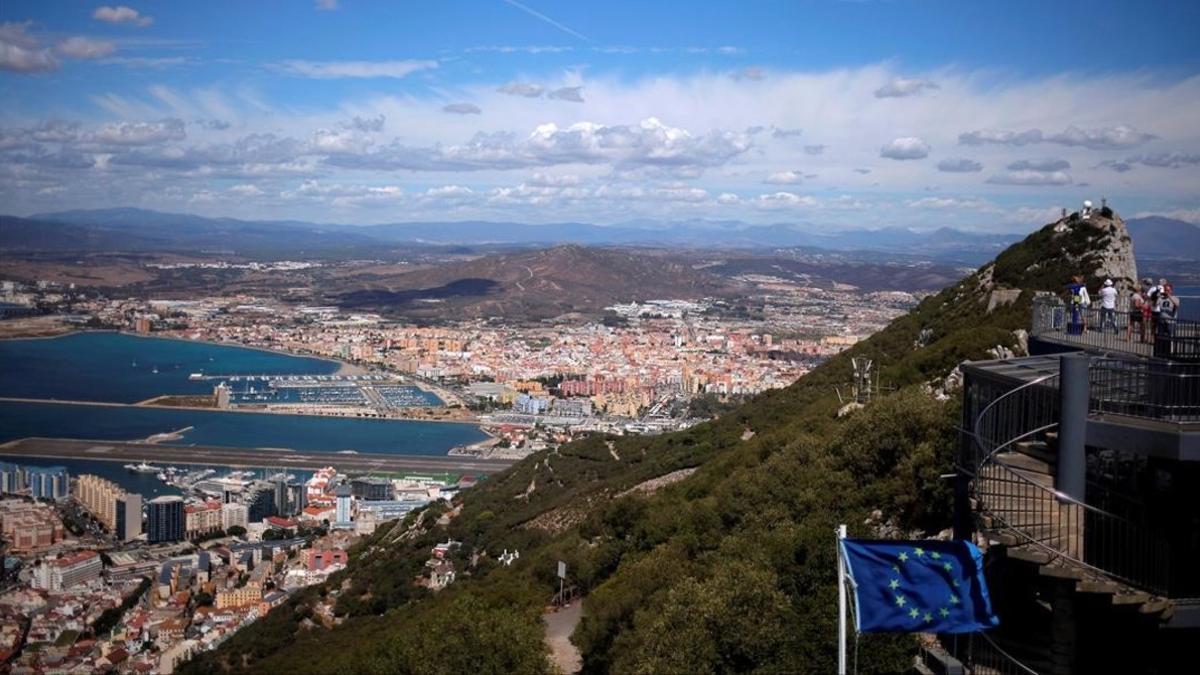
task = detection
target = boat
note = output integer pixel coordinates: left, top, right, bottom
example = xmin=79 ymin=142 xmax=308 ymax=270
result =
xmin=152 ymin=365 xmax=158 ymax=374
xmin=125 ymin=461 xmax=161 ymax=474
xmin=189 ymin=372 xmax=204 ymax=380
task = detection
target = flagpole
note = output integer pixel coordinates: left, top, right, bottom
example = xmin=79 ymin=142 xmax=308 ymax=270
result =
xmin=837 ymin=523 xmax=848 ymax=675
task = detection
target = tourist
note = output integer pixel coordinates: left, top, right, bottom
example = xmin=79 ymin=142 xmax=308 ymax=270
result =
xmin=1066 ymin=275 xmax=1090 ymax=334
xmin=1146 ymin=278 xmax=1163 ymax=336
xmin=1098 ymin=279 xmax=1118 ymax=334
xmin=1129 ymin=286 xmax=1148 ymax=343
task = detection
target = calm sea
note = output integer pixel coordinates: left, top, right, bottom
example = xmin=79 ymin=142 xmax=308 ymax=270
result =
xmin=0 ymin=333 xmax=486 ymax=489
xmin=0 ymin=331 xmax=339 ymax=403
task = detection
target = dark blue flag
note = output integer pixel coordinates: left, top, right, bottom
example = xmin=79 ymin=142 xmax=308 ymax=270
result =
xmin=840 ymin=538 xmax=998 ymax=634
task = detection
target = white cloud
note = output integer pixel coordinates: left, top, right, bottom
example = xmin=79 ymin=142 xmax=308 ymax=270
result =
xmin=92 ymin=6 xmax=153 ymax=27
xmin=274 ymin=59 xmax=438 ymax=79
xmin=755 ymin=191 xmax=816 ymax=209
xmin=528 ymin=172 xmax=580 ymax=187
xmin=717 ymin=192 xmax=741 ymax=205
xmin=1045 ymin=125 xmax=1155 ymax=150
xmin=960 ymin=125 xmax=1155 ymax=150
xmin=907 ymin=196 xmax=992 ymax=210
xmin=936 ymin=158 xmax=982 ymax=173
xmin=1007 ymin=158 xmax=1069 ymax=172
xmin=880 ymin=137 xmax=930 ymax=160
xmin=875 ymin=78 xmax=939 ymax=98
xmin=764 ymin=170 xmax=802 ymax=185
xmin=315 ymin=0 xmax=339 ymax=10
xmin=56 ymin=37 xmax=116 ymax=60
xmin=0 ymin=22 xmax=58 ymax=73
xmin=229 ymin=184 xmax=264 ymax=197
xmin=92 ymin=118 xmax=186 ymax=145
xmin=803 ymin=144 xmax=825 ymax=155
xmin=986 ymin=170 xmax=1072 ymax=186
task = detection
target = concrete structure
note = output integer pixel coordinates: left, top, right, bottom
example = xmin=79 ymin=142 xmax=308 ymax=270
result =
xmin=303 ymin=548 xmax=348 ymax=571
xmin=350 ymin=476 xmax=393 ymax=501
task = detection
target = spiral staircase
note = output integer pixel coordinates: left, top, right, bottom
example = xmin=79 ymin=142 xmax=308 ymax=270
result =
xmin=946 ymin=371 xmax=1175 ymax=674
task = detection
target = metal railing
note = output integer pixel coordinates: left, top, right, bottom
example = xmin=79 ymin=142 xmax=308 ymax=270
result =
xmin=1032 ymin=296 xmax=1200 ymax=362
xmin=1088 ymin=357 xmax=1200 ymax=422
xmin=965 ymin=371 xmax=1174 ymax=596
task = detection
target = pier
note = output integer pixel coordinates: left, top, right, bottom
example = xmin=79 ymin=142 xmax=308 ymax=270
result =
xmin=0 ymin=437 xmax=517 ymax=475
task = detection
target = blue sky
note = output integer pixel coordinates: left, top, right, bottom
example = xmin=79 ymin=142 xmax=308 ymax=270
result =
xmin=2 ymin=1 xmax=1199 ymax=230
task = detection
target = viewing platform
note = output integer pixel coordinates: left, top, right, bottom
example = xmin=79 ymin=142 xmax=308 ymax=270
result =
xmin=1031 ymin=295 xmax=1200 ymax=363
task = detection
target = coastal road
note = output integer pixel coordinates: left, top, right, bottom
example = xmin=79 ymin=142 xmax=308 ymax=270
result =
xmin=0 ymin=437 xmax=517 ymax=475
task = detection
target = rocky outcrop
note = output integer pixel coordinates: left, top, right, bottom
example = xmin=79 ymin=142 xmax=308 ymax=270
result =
xmin=1081 ymin=210 xmax=1138 ymax=291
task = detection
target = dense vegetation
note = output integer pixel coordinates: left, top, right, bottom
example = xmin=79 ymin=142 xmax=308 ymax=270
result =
xmin=183 ymin=214 xmax=1120 ymax=674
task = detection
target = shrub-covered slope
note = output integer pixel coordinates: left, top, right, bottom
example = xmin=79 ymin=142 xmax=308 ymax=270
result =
xmin=183 ymin=210 xmax=1133 ymax=674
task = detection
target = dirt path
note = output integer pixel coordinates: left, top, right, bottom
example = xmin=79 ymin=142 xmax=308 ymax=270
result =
xmin=543 ymin=601 xmax=583 ymax=674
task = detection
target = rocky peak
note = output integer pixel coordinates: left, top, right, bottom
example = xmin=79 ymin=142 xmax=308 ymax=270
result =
xmin=1051 ymin=205 xmax=1138 ymax=292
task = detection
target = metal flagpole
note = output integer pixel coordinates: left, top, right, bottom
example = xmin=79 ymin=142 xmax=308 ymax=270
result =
xmin=837 ymin=523 xmax=848 ymax=675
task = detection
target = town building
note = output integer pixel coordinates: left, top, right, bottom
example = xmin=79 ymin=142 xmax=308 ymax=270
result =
xmin=32 ymin=550 xmax=102 ymax=591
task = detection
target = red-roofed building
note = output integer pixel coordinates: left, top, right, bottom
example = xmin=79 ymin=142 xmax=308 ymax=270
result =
xmin=265 ymin=515 xmax=298 ymax=530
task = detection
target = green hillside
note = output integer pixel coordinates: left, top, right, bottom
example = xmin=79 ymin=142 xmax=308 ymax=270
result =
xmin=183 ymin=210 xmax=1131 ymax=674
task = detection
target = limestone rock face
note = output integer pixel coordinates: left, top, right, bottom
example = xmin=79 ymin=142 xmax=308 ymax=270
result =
xmin=1081 ymin=210 xmax=1138 ymax=292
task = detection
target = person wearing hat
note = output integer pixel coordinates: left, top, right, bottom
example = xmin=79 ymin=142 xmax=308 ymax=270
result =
xmin=1098 ymin=278 xmax=1119 ymax=334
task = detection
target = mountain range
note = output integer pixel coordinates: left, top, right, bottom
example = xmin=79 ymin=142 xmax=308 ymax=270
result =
xmin=4 ymin=207 xmax=1196 ymax=264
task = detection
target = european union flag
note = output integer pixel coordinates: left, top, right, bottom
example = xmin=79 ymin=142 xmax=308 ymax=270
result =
xmin=840 ymin=538 xmax=998 ymax=634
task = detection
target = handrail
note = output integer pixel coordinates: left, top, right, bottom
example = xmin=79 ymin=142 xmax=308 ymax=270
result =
xmin=1031 ymin=295 xmax=1200 ymax=363
xmin=966 ymin=367 xmax=1172 ymax=596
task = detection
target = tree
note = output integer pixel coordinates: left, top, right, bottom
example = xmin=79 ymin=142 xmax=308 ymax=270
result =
xmin=226 ymin=525 xmax=247 ymax=538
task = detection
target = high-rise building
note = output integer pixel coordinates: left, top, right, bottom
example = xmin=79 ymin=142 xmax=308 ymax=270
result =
xmin=147 ymin=495 xmax=185 ymax=543
xmin=27 ymin=466 xmax=69 ymax=500
xmin=245 ymin=483 xmax=277 ymax=522
xmin=76 ymin=474 xmax=142 ymax=540
xmin=114 ymin=492 xmax=142 ymax=542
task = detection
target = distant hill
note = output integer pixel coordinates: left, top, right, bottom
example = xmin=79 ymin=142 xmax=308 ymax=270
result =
xmin=9 ymin=207 xmax=1021 ymax=263
xmin=1126 ymin=216 xmax=1200 ymax=259
xmin=6 ymin=209 xmax=385 ymax=257
xmin=335 ymin=245 xmax=737 ymax=320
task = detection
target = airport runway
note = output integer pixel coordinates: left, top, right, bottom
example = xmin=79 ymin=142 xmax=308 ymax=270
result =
xmin=0 ymin=437 xmax=517 ymax=475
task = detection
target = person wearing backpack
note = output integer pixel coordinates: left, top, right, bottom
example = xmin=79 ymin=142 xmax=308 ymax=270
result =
xmin=1066 ymin=274 xmax=1090 ymax=334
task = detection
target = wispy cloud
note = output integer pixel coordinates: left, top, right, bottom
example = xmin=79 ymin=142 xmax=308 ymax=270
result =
xmin=273 ymin=59 xmax=438 ymax=79
xmin=502 ymin=0 xmax=592 ymax=43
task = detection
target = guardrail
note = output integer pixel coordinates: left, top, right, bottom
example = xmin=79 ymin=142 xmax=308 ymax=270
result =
xmin=1032 ymin=296 xmax=1200 ymax=362
xmin=966 ymin=371 xmax=1174 ymax=597
xmin=1088 ymin=357 xmax=1200 ymax=423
